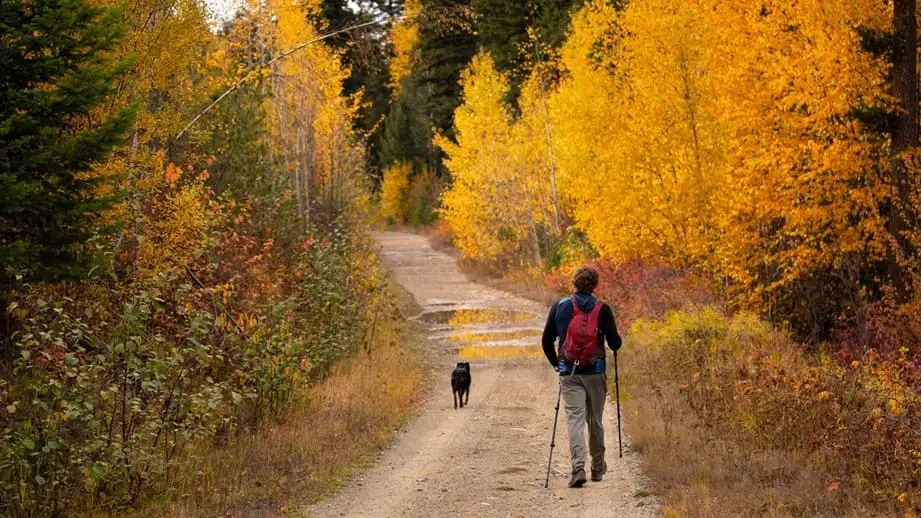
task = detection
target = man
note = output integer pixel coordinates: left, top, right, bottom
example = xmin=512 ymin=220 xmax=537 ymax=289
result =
xmin=541 ymin=266 xmax=622 ymax=488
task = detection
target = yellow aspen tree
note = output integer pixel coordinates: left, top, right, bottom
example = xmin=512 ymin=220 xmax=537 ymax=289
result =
xmin=389 ymin=0 xmax=422 ymax=92
xmin=89 ymin=0 xmax=216 ymax=152
xmin=381 ymin=161 xmax=412 ymax=223
xmin=83 ymin=0 xmax=223 ymax=253
xmin=550 ymin=0 xmax=890 ymax=302
xmin=511 ymin=71 xmax=572 ymax=258
xmin=439 ymin=52 xmax=540 ymax=263
xmin=549 ymin=0 xmax=621 ymax=251
xmin=552 ymin=0 xmax=723 ymax=266
xmin=263 ymin=0 xmax=365 ymax=228
xmin=707 ymin=0 xmax=891 ymax=303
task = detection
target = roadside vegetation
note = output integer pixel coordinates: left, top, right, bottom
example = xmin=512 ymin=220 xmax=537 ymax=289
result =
xmin=127 ymin=285 xmax=423 ymax=517
xmin=567 ymin=263 xmax=921 ymax=516
xmin=0 ymin=0 xmax=423 ymax=516
xmin=627 ymin=306 xmax=920 ymax=517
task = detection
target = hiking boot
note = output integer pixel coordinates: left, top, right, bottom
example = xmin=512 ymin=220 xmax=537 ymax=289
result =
xmin=591 ymin=461 xmax=607 ymax=482
xmin=568 ymin=469 xmax=587 ymax=488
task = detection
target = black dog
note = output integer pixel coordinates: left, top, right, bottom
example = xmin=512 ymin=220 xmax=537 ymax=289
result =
xmin=451 ymin=362 xmax=471 ymax=409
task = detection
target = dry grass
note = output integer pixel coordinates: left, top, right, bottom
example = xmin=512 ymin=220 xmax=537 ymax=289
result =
xmin=624 ymin=377 xmax=858 ymax=518
xmin=110 ymin=295 xmax=426 ymax=518
xmin=620 ymin=309 xmax=909 ymax=517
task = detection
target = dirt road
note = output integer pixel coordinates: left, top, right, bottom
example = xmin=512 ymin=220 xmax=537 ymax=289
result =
xmin=303 ymin=231 xmax=658 ymax=518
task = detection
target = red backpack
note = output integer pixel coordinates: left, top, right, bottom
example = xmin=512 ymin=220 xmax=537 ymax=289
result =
xmin=562 ymin=297 xmax=602 ymax=369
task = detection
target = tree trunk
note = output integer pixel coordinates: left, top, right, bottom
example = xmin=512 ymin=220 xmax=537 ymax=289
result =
xmin=889 ymin=0 xmax=918 ymax=296
xmin=529 ymin=215 xmax=542 ymax=268
xmin=892 ymin=0 xmax=918 ymax=154
xmin=536 ymin=59 xmax=561 ymax=235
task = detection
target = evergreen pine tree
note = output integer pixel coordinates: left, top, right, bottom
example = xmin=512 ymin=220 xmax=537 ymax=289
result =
xmin=470 ymin=0 xmax=530 ymax=75
xmin=413 ymin=0 xmax=476 ymax=137
xmin=406 ymin=0 xmax=477 ymax=173
xmin=315 ymin=0 xmax=400 ymax=176
xmin=533 ymin=0 xmax=585 ymax=50
xmin=471 ymin=0 xmax=584 ymax=105
xmin=376 ymin=0 xmax=587 ymax=175
xmin=378 ymin=93 xmax=422 ymax=170
xmin=0 ymin=0 xmax=135 ymax=281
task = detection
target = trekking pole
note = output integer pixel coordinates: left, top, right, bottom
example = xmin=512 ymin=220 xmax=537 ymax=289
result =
xmin=614 ymin=351 xmax=623 ymax=458
xmin=544 ymin=377 xmax=563 ymax=488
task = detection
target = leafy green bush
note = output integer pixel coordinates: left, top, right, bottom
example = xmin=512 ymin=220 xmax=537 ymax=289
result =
xmin=1 ymin=289 xmax=235 ymax=514
xmin=0 ymin=221 xmax=390 ymax=516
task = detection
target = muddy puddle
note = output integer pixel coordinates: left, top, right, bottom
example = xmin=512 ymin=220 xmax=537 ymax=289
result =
xmin=456 ymin=345 xmax=546 ymax=360
xmin=446 ymin=329 xmax=541 ymax=344
xmin=415 ymin=308 xmax=538 ymax=327
xmin=415 ymin=307 xmax=546 ymax=360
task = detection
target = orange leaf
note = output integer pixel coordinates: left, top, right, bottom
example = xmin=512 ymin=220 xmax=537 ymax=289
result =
xmin=165 ymin=163 xmax=181 ymax=184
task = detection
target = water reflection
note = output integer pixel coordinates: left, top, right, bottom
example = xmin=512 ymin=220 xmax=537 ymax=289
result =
xmin=447 ymin=329 xmax=541 ymax=344
xmin=416 ymin=309 xmax=538 ymax=326
xmin=457 ymin=345 xmax=545 ymax=360
xmin=418 ymin=307 xmax=545 ymax=360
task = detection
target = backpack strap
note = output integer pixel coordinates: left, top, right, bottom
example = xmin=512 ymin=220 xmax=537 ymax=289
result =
xmin=569 ymin=296 xmax=582 ymax=315
xmin=570 ymin=296 xmax=602 ymax=316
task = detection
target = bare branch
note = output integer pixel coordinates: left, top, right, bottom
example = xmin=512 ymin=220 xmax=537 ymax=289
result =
xmin=175 ymin=18 xmax=384 ymax=140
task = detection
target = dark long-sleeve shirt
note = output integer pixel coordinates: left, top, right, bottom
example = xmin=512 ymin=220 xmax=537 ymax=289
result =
xmin=541 ymin=293 xmax=622 ymax=375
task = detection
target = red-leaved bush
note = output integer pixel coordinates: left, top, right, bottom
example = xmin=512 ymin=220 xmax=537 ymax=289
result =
xmin=545 ymin=259 xmax=720 ymax=329
xmin=832 ymin=297 xmax=921 ymax=392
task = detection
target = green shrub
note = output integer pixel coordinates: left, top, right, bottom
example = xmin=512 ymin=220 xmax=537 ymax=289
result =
xmin=0 ymin=225 xmax=391 ymax=516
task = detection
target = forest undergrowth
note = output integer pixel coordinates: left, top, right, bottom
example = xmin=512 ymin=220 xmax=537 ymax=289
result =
xmin=122 ymin=278 xmax=424 ymax=518
xmin=0 ymin=0 xmax=426 ymax=515
xmin=543 ymin=262 xmax=921 ymax=517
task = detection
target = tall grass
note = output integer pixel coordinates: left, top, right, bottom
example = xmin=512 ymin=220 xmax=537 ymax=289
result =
xmin=622 ymin=308 xmax=921 ymax=517
xmin=119 ymin=295 xmax=425 ymax=517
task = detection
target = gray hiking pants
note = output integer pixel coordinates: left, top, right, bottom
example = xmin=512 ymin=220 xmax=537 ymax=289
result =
xmin=560 ymin=373 xmax=606 ymax=474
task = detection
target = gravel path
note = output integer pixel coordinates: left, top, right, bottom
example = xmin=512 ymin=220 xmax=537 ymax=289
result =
xmin=302 ymin=231 xmax=659 ymax=518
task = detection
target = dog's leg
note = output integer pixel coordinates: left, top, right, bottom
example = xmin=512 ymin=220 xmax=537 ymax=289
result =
xmin=465 ymin=386 xmax=470 ymax=406
xmin=453 ymin=390 xmax=457 ymax=409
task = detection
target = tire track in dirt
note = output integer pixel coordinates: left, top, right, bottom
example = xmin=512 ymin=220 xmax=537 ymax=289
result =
xmin=303 ymin=232 xmax=659 ymax=518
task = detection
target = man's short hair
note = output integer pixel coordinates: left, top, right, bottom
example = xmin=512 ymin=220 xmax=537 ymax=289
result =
xmin=573 ymin=266 xmax=599 ymax=294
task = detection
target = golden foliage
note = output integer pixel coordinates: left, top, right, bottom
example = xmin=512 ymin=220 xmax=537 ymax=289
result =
xmin=380 ymin=161 xmax=412 ymax=223
xmin=438 ymin=52 xmax=516 ymax=260
xmin=438 ymin=53 xmax=557 ymax=264
xmin=261 ymin=0 xmax=366 ymax=224
xmin=134 ymin=167 xmax=223 ymax=285
xmin=554 ymin=0 xmax=722 ymax=266
xmin=442 ymin=0 xmax=898 ymax=309
xmin=707 ymin=1 xmax=890 ymax=296
xmin=389 ymin=0 xmax=422 ymax=91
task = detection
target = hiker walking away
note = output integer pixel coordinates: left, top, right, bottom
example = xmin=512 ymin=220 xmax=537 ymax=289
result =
xmin=541 ymin=266 xmax=622 ymax=488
